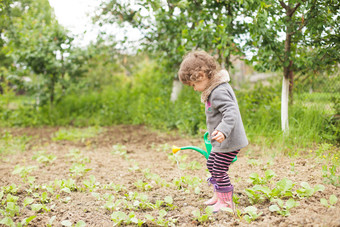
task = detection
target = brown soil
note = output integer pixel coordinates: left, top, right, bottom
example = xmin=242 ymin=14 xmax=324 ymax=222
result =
xmin=0 ymin=125 xmax=339 ymax=226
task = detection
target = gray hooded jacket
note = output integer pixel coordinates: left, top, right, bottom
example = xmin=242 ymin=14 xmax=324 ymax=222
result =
xmin=205 ymin=83 xmax=248 ymax=153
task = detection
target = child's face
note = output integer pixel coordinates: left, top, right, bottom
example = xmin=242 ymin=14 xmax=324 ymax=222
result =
xmin=190 ymin=77 xmax=209 ymax=92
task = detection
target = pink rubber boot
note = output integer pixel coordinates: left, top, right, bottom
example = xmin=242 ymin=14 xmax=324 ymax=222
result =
xmin=212 ymin=185 xmax=234 ymax=213
xmin=204 ymin=191 xmax=218 ymax=205
xmin=204 ymin=177 xmax=218 ymax=205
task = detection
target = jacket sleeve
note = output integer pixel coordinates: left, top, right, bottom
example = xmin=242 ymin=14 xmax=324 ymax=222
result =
xmin=211 ymin=87 xmax=238 ymax=138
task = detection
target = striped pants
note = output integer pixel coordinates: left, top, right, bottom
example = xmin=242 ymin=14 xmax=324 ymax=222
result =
xmin=207 ymin=150 xmax=239 ymax=190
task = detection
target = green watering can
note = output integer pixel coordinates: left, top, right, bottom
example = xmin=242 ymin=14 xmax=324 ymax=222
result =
xmin=172 ymin=132 xmax=237 ymax=162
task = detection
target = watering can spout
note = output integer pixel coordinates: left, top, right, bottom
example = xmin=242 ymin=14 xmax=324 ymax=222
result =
xmin=172 ymin=132 xmax=237 ymax=163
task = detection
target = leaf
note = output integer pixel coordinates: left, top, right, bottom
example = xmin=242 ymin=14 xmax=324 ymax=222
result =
xmin=75 ymin=220 xmax=86 ymax=227
xmin=61 ymin=187 xmax=71 ymax=194
xmin=144 ymin=214 xmax=154 ymax=221
xmin=329 ymin=195 xmax=338 ymax=205
xmin=0 ymin=217 xmax=14 ymax=226
xmin=164 ymin=196 xmax=173 ymax=204
xmin=191 ymin=210 xmax=200 ymax=218
xmin=21 ymin=216 xmax=36 ymax=225
xmin=23 ymin=197 xmax=34 ymax=207
xmin=313 ymin=184 xmax=325 ymax=192
xmin=31 ymin=204 xmax=43 ymax=212
xmin=300 ymin=182 xmax=311 ymax=189
xmin=205 ymin=206 xmax=214 ymax=215
xmin=286 ymin=198 xmax=298 ymax=210
xmin=159 ymin=209 xmax=167 ymax=218
xmin=269 ymin=204 xmax=280 ymax=212
xmin=61 ymin=220 xmax=72 ymax=226
xmin=320 ymin=198 xmax=329 ymax=207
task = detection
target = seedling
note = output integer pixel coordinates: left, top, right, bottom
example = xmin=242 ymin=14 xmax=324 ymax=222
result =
xmin=83 ymin=175 xmax=100 ymax=192
xmin=192 ymin=206 xmax=214 ymax=223
xmin=66 ymin=149 xmax=90 ymax=164
xmin=243 ymin=206 xmax=263 ymax=223
xmin=269 ymin=198 xmax=299 ymax=216
xmin=271 ymin=178 xmax=294 ymax=198
xmin=112 ymin=144 xmax=128 ymax=159
xmin=32 ymin=150 xmax=57 ymax=164
xmin=134 ymin=179 xmax=153 ymax=191
xmin=69 ymin=163 xmax=91 ymax=177
xmin=244 ymin=187 xmax=266 ymax=204
xmin=320 ymin=195 xmax=338 ymax=208
xmin=111 ymin=211 xmax=144 ymax=226
xmin=322 ymin=164 xmax=340 ymax=187
xmin=248 ymin=170 xmax=276 ymax=185
xmin=296 ymin=182 xmax=325 ymax=198
xmin=12 ymin=165 xmax=37 ymax=179
xmin=145 ymin=209 xmax=176 ymax=226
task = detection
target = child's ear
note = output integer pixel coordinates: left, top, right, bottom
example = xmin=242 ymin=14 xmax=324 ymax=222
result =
xmin=197 ymin=71 xmax=206 ymax=80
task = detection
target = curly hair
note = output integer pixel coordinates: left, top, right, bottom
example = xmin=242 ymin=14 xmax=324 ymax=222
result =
xmin=178 ymin=50 xmax=220 ymax=85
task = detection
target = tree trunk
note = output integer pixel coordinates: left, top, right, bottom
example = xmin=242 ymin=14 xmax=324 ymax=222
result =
xmin=50 ymin=74 xmax=56 ymax=104
xmin=281 ymin=76 xmax=289 ymax=132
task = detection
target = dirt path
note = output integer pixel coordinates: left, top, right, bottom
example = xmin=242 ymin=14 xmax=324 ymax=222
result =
xmin=0 ymin=125 xmax=339 ymax=226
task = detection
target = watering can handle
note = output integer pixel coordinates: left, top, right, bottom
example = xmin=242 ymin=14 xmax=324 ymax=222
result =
xmin=203 ymin=132 xmax=237 ymax=163
xmin=204 ymin=132 xmax=212 ymax=157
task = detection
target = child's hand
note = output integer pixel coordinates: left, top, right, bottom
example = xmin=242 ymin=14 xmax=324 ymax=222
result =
xmin=212 ymin=130 xmax=225 ymax=143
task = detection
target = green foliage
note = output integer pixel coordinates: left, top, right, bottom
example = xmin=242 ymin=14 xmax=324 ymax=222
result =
xmin=320 ymin=195 xmax=338 ymax=208
xmin=191 ymin=206 xmax=214 ymax=223
xmin=243 ymin=206 xmax=263 ymax=223
xmin=52 ymin=127 xmax=102 ymax=141
xmin=322 ymin=164 xmax=340 ymax=187
xmin=269 ymin=198 xmax=299 ymax=216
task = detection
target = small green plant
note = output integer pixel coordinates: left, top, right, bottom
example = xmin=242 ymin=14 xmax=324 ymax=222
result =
xmin=243 ymin=206 xmax=263 ymax=223
xmin=32 ymin=150 xmax=57 ymax=164
xmin=111 ymin=211 xmax=144 ymax=226
xmin=248 ymin=170 xmax=276 ymax=185
xmin=112 ymin=144 xmax=128 ymax=159
xmin=244 ymin=186 xmax=266 ymax=204
xmin=145 ymin=209 xmax=176 ymax=226
xmin=322 ymin=164 xmax=340 ymax=187
xmin=191 ymin=206 xmax=214 ymax=223
xmin=320 ymin=195 xmax=338 ymax=208
xmin=69 ymin=163 xmax=91 ymax=177
xmin=134 ymin=180 xmax=153 ymax=191
xmin=269 ymin=198 xmax=299 ymax=216
xmin=82 ymin=175 xmax=100 ymax=191
xmin=296 ymin=182 xmax=325 ymax=198
xmin=12 ymin=165 xmax=37 ymax=179
xmin=66 ymin=149 xmax=90 ymax=164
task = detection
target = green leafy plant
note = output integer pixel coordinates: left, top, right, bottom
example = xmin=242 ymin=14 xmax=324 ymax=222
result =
xmin=322 ymin=164 xmax=340 ymax=187
xmin=112 ymin=144 xmax=128 ymax=159
xmin=32 ymin=151 xmax=57 ymax=164
xmin=145 ymin=209 xmax=176 ymax=226
xmin=248 ymin=170 xmax=276 ymax=185
xmin=320 ymin=195 xmax=338 ymax=208
xmin=296 ymin=182 xmax=325 ymax=198
xmin=192 ymin=206 xmax=214 ymax=223
xmin=111 ymin=211 xmax=144 ymax=226
xmin=69 ymin=163 xmax=91 ymax=177
xmin=243 ymin=206 xmax=263 ymax=223
xmin=82 ymin=175 xmax=100 ymax=192
xmin=269 ymin=198 xmax=299 ymax=216
xmin=12 ymin=165 xmax=37 ymax=179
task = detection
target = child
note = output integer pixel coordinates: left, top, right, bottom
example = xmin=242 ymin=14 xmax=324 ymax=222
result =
xmin=178 ymin=50 xmax=248 ymax=213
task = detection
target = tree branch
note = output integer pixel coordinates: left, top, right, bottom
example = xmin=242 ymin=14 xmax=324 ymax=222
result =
xmin=290 ymin=3 xmax=301 ymax=16
xmin=279 ymin=1 xmax=288 ymax=11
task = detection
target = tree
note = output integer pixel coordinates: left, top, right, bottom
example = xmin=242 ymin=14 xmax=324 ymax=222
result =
xmin=247 ymin=0 xmax=339 ymax=132
xmin=2 ymin=0 xmax=87 ymax=105
xmin=95 ymin=0 xmax=247 ymax=72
